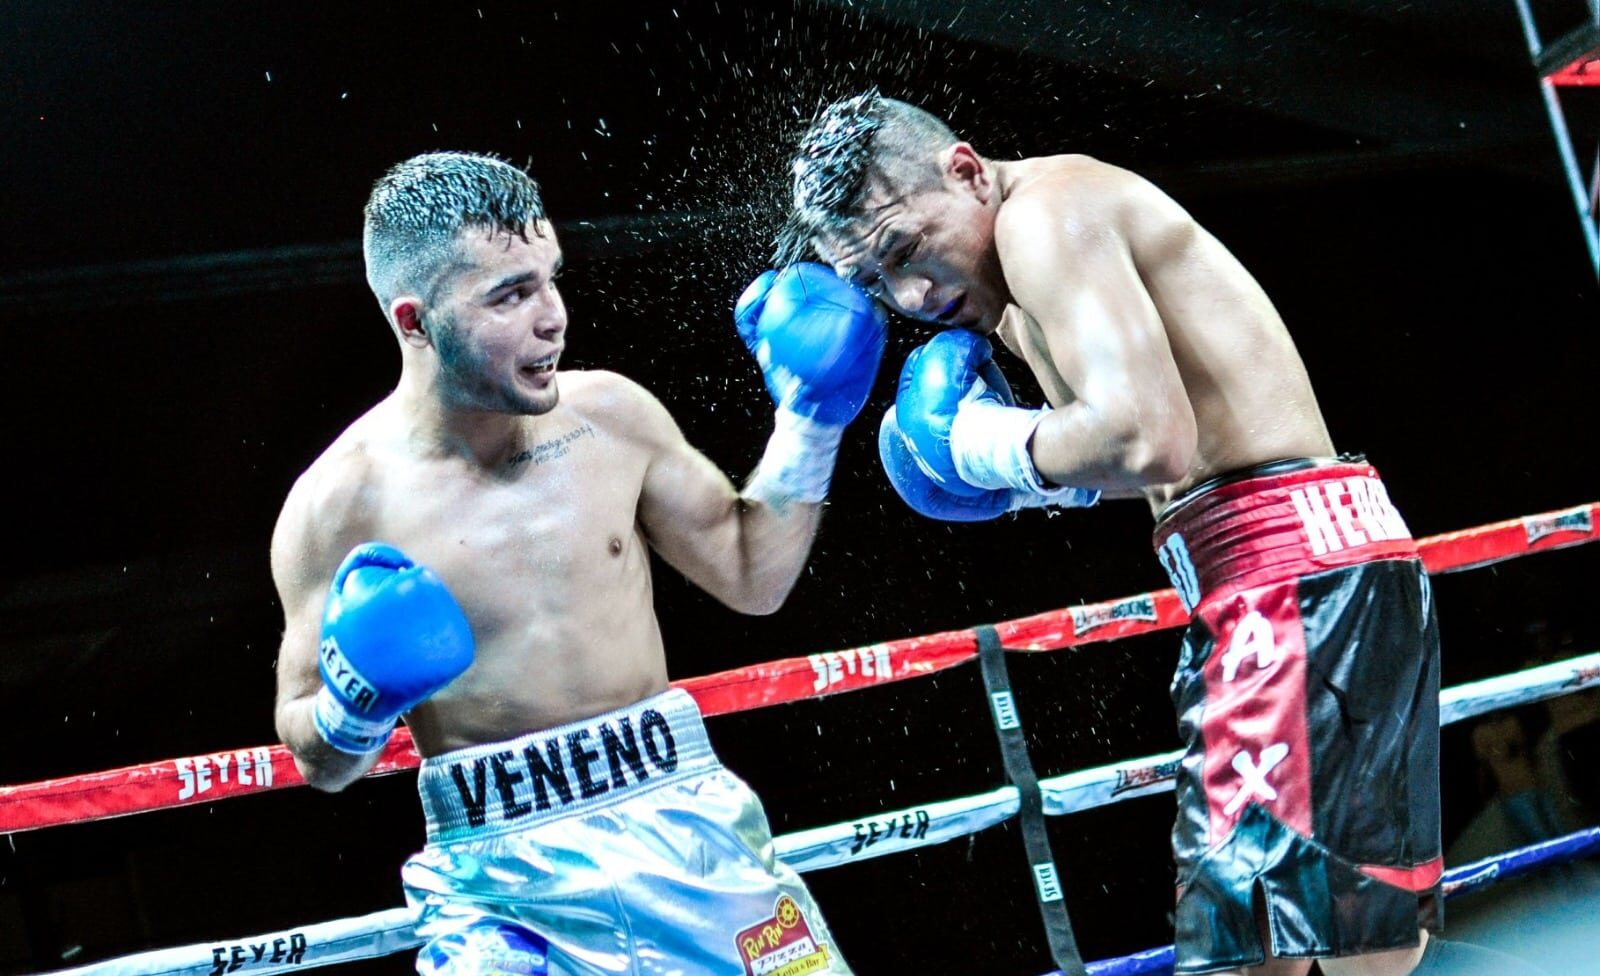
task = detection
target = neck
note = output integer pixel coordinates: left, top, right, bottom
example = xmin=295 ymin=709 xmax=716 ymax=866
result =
xmin=991 ymin=158 xmax=1021 ymax=205
xmin=393 ymin=361 xmax=533 ymax=467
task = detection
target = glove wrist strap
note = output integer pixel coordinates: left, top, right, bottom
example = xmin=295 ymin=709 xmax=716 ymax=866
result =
xmin=1008 ymin=484 xmax=1103 ymax=512
xmin=745 ymin=407 xmax=844 ymax=507
xmin=950 ymin=401 xmax=1055 ymax=494
xmin=313 ymin=686 xmax=396 ymax=756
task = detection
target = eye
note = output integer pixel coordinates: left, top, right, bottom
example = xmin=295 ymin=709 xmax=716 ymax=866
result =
xmin=498 ymin=288 xmax=526 ymax=306
xmin=896 ymin=241 xmax=919 ymax=268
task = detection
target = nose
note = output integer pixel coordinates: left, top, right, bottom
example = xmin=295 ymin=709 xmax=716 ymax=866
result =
xmin=888 ymin=275 xmax=931 ymax=318
xmin=534 ymin=289 xmax=567 ymax=340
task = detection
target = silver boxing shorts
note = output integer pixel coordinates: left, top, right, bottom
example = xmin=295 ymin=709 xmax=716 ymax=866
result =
xmin=402 ymin=688 xmax=851 ymax=976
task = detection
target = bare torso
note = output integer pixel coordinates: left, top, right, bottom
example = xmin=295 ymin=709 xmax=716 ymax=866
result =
xmin=297 ymin=371 xmax=668 ymax=756
xmin=994 ymin=155 xmax=1334 ymax=515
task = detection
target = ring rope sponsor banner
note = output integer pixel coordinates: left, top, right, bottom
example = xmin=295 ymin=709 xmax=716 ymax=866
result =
xmin=45 ymin=825 xmax=1600 ymax=976
xmin=773 ymin=785 xmax=1020 ymax=873
xmin=37 ymin=907 xmax=421 ymax=976
xmin=1439 ymin=651 xmax=1600 ymax=725
xmin=3 ymin=502 xmax=1595 ymax=834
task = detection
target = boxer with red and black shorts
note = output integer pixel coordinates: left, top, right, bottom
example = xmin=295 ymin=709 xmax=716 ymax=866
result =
xmin=1155 ymin=457 xmax=1442 ymax=972
xmin=776 ymin=89 xmax=1550 ymax=975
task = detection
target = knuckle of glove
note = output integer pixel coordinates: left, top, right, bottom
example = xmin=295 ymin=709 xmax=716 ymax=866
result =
xmin=878 ymin=408 xmax=1008 ymax=521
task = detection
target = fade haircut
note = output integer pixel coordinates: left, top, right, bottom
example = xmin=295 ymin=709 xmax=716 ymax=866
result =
xmin=362 ymin=151 xmax=547 ymax=317
xmin=773 ymin=89 xmax=960 ymax=266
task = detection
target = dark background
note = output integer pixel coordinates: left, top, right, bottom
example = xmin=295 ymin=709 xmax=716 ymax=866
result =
xmin=1 ymin=1 xmax=1596 ymax=973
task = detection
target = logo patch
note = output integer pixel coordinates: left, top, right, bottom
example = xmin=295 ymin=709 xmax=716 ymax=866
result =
xmin=1112 ymin=759 xmax=1181 ymax=796
xmin=1157 ymin=532 xmax=1201 ymax=611
xmin=1070 ymin=595 xmax=1157 ymax=635
xmin=1523 ymin=507 xmax=1593 ymax=545
xmin=737 ymin=895 xmax=832 ymax=976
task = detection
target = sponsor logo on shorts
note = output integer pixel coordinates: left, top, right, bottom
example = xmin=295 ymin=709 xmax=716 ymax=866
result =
xmin=1070 ymin=595 xmax=1158 ymax=635
xmin=1287 ymin=476 xmax=1411 ymax=557
xmin=419 ymin=926 xmax=548 ymax=976
xmin=1523 ymin=507 xmax=1593 ymax=545
xmin=177 ymin=747 xmax=275 ymax=802
xmin=447 ymin=709 xmax=679 ymax=828
xmin=208 ymin=934 xmax=306 ymax=975
xmin=737 ymin=895 xmax=832 ymax=976
xmin=1157 ymin=532 xmax=1201 ymax=610
xmin=1112 ymin=759 xmax=1180 ymax=796
xmin=808 ymin=644 xmax=893 ymax=693
xmin=850 ymin=809 xmax=931 ymax=856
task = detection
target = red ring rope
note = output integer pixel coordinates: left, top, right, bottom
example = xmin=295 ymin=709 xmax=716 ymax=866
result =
xmin=1 ymin=502 xmax=1593 ymax=835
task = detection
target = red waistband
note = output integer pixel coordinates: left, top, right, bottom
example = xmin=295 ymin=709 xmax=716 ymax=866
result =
xmin=1151 ymin=460 xmax=1417 ymax=608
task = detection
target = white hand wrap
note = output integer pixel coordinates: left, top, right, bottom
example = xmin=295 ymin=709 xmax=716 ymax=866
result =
xmin=949 ymin=399 xmax=1057 ymax=494
xmin=313 ymin=685 xmax=396 ymax=756
xmin=744 ymin=406 xmax=845 ymax=507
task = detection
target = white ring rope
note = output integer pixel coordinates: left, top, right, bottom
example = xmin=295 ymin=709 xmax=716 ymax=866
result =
xmin=40 ymin=650 xmax=1600 ymax=976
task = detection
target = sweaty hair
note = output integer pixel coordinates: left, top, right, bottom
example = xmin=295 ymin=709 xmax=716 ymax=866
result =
xmin=773 ymin=89 xmax=960 ymax=266
xmin=362 ymin=152 xmax=547 ymax=318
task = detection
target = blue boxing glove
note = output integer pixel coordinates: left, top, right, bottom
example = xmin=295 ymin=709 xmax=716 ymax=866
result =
xmin=882 ymin=329 xmax=1099 ymax=520
xmin=314 ymin=543 xmax=475 ymax=755
xmin=734 ymin=263 xmax=887 ymax=504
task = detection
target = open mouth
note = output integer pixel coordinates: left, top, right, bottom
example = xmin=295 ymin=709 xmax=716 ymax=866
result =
xmin=935 ymin=293 xmax=967 ymax=323
xmin=521 ymin=352 xmax=559 ymax=377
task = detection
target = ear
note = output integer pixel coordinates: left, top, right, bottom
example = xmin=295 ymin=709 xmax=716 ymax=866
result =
xmin=391 ymin=297 xmax=430 ymax=348
xmin=942 ymin=143 xmax=993 ymax=203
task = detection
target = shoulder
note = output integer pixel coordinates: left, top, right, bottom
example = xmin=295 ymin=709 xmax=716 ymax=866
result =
xmin=270 ymin=421 xmax=387 ymax=594
xmin=996 ymin=156 xmax=1194 ymax=269
xmin=997 ymin=157 xmax=1158 ymax=240
xmin=559 ymin=370 xmax=681 ymax=445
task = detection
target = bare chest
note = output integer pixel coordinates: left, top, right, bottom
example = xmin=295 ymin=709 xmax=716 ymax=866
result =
xmin=997 ymin=307 xmax=1078 ymax=408
xmin=363 ymin=434 xmax=649 ymax=639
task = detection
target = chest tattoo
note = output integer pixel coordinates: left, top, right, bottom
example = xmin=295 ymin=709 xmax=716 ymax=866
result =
xmin=507 ymin=423 xmax=598 ymax=468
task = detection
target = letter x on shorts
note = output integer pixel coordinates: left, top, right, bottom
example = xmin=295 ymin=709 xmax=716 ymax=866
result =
xmin=1153 ymin=457 xmax=1442 ymax=974
xmin=403 ymin=688 xmax=851 ymax=976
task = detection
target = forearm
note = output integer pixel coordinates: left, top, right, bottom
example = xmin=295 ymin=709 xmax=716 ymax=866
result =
xmin=728 ymin=492 xmax=823 ymax=613
xmin=276 ymin=696 xmax=382 ymax=792
xmin=1028 ymin=402 xmax=1189 ymax=491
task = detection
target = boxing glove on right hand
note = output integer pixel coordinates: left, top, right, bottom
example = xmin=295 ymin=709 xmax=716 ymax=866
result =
xmin=880 ymin=331 xmax=1098 ymax=520
xmin=314 ymin=543 xmax=475 ymax=755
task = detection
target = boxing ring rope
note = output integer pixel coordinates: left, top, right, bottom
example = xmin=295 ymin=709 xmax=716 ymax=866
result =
xmin=5 ymin=503 xmax=1595 ymax=835
xmin=9 ymin=501 xmax=1598 ymax=975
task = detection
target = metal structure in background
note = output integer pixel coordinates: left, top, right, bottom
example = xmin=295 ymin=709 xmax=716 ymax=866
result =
xmin=1512 ymin=0 xmax=1600 ymax=278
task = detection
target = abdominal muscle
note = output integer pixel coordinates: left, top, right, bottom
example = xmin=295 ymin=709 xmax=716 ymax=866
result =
xmin=402 ymin=565 xmax=672 ymax=757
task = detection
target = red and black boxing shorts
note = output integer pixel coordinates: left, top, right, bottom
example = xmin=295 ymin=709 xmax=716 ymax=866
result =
xmin=1152 ymin=456 xmax=1442 ymax=974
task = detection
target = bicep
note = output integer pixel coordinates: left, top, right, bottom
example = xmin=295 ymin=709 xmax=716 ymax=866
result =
xmin=269 ymin=477 xmax=370 ymax=714
xmin=635 ymin=411 xmax=742 ymax=570
xmin=1004 ymin=205 xmax=1190 ymax=425
xmin=270 ymin=507 xmax=330 ymax=714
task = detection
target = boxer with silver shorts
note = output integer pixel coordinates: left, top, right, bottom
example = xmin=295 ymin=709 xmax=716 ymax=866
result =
xmin=270 ymin=152 xmax=881 ymax=975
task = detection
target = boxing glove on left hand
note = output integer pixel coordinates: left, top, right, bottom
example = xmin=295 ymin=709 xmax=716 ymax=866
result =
xmin=314 ymin=543 xmax=475 ymax=755
xmin=734 ymin=262 xmax=886 ymax=429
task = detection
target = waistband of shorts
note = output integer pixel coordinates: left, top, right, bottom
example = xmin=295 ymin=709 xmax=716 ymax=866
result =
xmin=1151 ymin=456 xmax=1418 ymax=609
xmin=417 ymin=688 xmax=718 ymax=842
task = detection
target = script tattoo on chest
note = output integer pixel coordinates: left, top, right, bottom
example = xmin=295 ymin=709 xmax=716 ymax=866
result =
xmin=508 ymin=423 xmax=597 ymax=468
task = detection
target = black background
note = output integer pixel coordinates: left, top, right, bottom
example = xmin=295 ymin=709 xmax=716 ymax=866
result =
xmin=1 ymin=1 xmax=1596 ymax=973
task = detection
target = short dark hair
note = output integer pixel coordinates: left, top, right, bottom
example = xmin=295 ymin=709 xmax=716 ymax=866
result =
xmin=362 ymin=152 xmax=547 ymax=315
xmin=773 ymin=90 xmax=960 ymax=266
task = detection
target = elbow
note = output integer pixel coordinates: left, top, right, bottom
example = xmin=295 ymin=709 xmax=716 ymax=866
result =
xmin=730 ymin=585 xmax=788 ymax=617
xmin=1128 ymin=422 xmax=1196 ymax=485
xmin=294 ymin=752 xmax=357 ymax=793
